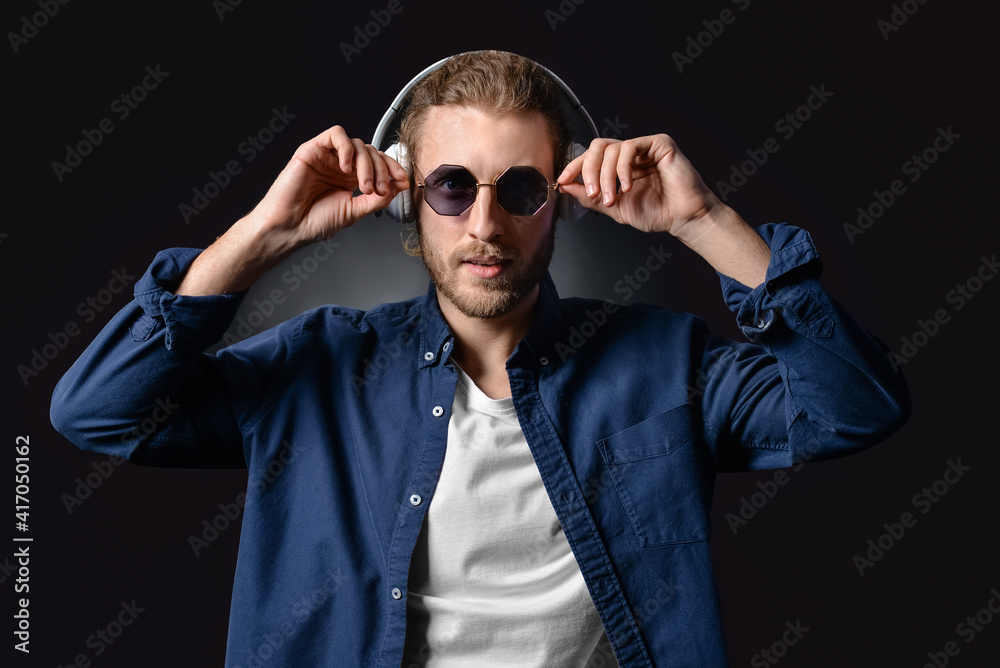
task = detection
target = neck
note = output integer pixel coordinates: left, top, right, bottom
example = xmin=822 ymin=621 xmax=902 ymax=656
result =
xmin=438 ymin=283 xmax=540 ymax=380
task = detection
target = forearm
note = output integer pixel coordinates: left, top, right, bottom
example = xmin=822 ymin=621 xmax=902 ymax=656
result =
xmin=676 ymin=204 xmax=770 ymax=289
xmin=176 ymin=213 xmax=304 ymax=296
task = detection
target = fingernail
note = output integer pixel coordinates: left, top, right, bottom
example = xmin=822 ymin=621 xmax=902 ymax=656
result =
xmin=587 ymin=184 xmax=597 ymax=196
xmin=603 ymin=192 xmax=612 ymax=205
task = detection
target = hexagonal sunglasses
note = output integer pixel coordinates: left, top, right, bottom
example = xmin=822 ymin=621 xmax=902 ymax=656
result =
xmin=415 ymin=164 xmax=559 ymax=217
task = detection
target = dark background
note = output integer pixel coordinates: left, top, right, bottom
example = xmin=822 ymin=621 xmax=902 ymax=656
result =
xmin=4 ymin=0 xmax=997 ymax=666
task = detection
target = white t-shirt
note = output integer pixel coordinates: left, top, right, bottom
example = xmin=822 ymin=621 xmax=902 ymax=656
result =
xmin=401 ymin=362 xmax=617 ymax=667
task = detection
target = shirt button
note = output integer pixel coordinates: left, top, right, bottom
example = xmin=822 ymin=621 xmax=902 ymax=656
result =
xmin=424 ymin=351 xmax=434 ymax=361
xmin=539 ymin=356 xmax=549 ymax=366
xmin=410 ymin=494 xmax=422 ymax=506
xmin=432 ymin=405 xmax=444 ymax=417
xmin=443 ymin=341 xmax=451 ymax=352
xmin=391 ymin=587 xmax=402 ymax=600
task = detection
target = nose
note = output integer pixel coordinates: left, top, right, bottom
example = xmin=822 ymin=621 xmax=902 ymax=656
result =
xmin=465 ymin=184 xmax=507 ymax=243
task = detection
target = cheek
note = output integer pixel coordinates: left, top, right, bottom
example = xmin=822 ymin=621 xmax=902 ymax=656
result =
xmin=417 ymin=212 xmax=459 ymax=254
xmin=521 ymin=215 xmax=556 ymax=249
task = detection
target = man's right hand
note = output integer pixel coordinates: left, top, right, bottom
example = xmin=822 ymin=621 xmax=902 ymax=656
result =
xmin=252 ymin=124 xmax=409 ymax=245
xmin=176 ymin=125 xmax=408 ymax=296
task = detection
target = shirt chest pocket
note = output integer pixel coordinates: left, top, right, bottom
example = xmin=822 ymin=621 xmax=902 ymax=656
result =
xmin=596 ymin=403 xmax=710 ymax=547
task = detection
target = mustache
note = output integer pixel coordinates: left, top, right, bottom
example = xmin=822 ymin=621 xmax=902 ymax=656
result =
xmin=451 ymin=243 xmax=519 ymax=263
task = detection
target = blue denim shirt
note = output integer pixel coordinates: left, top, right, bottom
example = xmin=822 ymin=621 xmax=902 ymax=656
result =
xmin=51 ymin=223 xmax=909 ymax=667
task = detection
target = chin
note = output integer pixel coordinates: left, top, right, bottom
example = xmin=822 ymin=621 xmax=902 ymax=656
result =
xmin=442 ymin=277 xmax=526 ymax=320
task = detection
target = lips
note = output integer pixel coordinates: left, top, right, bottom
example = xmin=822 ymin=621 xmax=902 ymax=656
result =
xmin=463 ymin=255 xmax=503 ymax=266
xmin=462 ymin=256 xmax=507 ymax=278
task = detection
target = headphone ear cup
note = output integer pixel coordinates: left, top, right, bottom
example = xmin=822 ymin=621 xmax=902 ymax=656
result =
xmin=383 ymin=143 xmax=415 ymax=223
xmin=557 ymin=141 xmax=589 ymax=222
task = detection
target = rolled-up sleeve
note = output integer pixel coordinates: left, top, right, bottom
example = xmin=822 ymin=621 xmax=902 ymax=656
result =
xmin=50 ymin=248 xmax=284 ymax=468
xmin=702 ymin=223 xmax=911 ymax=471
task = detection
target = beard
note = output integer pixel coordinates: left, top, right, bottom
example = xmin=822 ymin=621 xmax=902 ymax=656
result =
xmin=417 ymin=221 xmax=556 ymax=320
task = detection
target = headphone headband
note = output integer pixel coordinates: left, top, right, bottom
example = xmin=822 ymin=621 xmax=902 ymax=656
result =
xmin=371 ymin=51 xmax=598 ymax=152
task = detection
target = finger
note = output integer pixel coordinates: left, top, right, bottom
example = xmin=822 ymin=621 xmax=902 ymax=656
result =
xmin=557 ymin=181 xmax=603 ymax=212
xmin=314 ymin=125 xmax=355 ymax=173
xmin=351 ymin=138 xmax=375 ymax=194
xmin=617 ymin=140 xmax=638 ymax=194
xmin=364 ymin=144 xmax=392 ymax=195
xmin=581 ymin=141 xmax=608 ymax=200
xmin=379 ymin=149 xmax=410 ymax=183
xmin=600 ymin=143 xmax=622 ymax=206
xmin=372 ymin=148 xmax=410 ymax=194
xmin=557 ymin=153 xmax=585 ymax=185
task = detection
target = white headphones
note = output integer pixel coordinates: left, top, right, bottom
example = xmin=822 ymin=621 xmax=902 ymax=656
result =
xmin=370 ymin=51 xmax=598 ymax=224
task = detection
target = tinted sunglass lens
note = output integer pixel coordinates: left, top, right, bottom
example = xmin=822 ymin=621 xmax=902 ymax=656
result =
xmin=424 ymin=165 xmax=477 ymax=215
xmin=497 ymin=167 xmax=550 ymax=216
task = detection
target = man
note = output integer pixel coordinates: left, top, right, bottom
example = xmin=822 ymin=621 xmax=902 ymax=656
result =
xmin=52 ymin=51 xmax=909 ymax=667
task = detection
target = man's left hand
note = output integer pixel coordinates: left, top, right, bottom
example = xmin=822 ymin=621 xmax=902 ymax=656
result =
xmin=556 ymin=134 xmax=720 ymax=240
xmin=557 ymin=133 xmax=771 ymax=288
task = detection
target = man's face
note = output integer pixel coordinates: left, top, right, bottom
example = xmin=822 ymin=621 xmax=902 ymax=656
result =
xmin=414 ymin=105 xmax=557 ymax=320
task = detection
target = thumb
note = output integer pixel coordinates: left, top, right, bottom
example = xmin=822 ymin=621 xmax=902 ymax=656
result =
xmin=558 ymin=181 xmax=605 ymax=213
